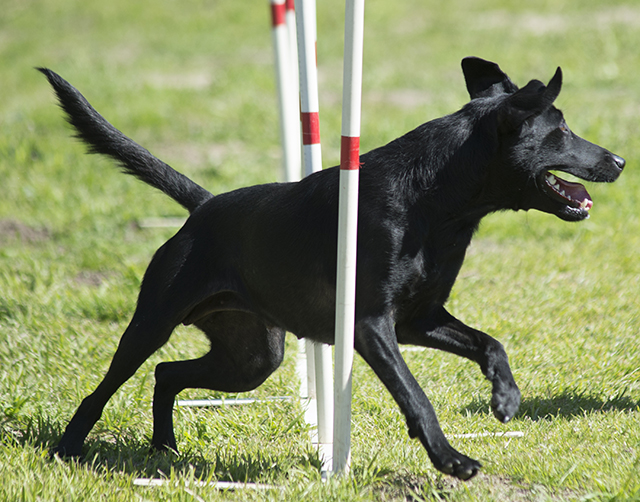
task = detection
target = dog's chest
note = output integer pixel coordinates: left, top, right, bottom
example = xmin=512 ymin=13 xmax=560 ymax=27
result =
xmin=392 ymin=230 xmax=473 ymax=318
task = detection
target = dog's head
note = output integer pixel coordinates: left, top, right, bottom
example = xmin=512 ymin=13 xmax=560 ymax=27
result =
xmin=462 ymin=57 xmax=624 ymax=221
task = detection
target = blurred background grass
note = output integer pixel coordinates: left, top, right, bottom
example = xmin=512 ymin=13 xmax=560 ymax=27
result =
xmin=1 ymin=0 xmax=639 ymax=500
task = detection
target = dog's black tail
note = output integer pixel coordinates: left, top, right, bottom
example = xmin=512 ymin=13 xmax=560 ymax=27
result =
xmin=38 ymin=68 xmax=213 ymax=213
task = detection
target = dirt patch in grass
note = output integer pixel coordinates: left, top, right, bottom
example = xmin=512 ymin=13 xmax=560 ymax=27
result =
xmin=376 ymin=473 xmax=584 ymax=501
xmin=467 ymin=474 xmax=584 ymax=502
xmin=0 ymin=219 xmax=51 ymax=245
xmin=476 ymin=6 xmax=640 ymax=35
xmin=151 ymin=140 xmax=246 ymax=171
xmin=74 ymin=271 xmax=111 ymax=287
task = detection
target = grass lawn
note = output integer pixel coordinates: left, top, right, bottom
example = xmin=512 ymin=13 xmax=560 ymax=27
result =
xmin=1 ymin=0 xmax=639 ymax=500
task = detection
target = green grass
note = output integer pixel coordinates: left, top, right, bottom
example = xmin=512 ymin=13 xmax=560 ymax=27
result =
xmin=1 ymin=0 xmax=640 ymax=500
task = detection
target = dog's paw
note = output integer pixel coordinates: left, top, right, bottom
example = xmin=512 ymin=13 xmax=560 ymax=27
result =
xmin=150 ymin=433 xmax=179 ymax=455
xmin=49 ymin=442 xmax=83 ymax=460
xmin=430 ymin=444 xmax=481 ymax=480
xmin=491 ymin=379 xmax=521 ymax=423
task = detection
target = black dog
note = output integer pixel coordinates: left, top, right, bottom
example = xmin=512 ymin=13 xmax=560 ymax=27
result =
xmin=39 ymin=58 xmax=624 ymax=480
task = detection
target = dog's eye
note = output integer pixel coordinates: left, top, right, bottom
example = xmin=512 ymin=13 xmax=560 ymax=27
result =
xmin=559 ymin=122 xmax=570 ymax=134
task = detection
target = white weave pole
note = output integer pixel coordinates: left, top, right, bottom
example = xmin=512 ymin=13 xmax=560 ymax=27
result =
xmin=270 ymin=0 xmax=312 ymax=413
xmin=284 ymin=0 xmax=320 ymax=438
xmin=270 ymin=0 xmax=313 ymax=429
xmin=333 ymin=0 xmax=365 ymax=476
xmin=270 ymin=0 xmax=301 ymax=184
xmin=285 ymin=0 xmax=299 ymax=98
xmin=295 ymin=0 xmax=334 ymax=473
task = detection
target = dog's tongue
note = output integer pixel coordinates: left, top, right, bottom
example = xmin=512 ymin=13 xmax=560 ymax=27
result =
xmin=546 ymin=173 xmax=593 ymax=210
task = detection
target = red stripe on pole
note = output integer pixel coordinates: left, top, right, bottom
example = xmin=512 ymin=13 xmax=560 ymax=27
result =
xmin=340 ymin=136 xmax=361 ymax=170
xmin=285 ymin=0 xmax=295 ymax=12
xmin=301 ymin=112 xmax=320 ymax=145
xmin=271 ymin=3 xmax=286 ymax=27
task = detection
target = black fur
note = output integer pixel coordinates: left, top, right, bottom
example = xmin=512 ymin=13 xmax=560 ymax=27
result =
xmin=39 ymin=58 xmax=623 ymax=480
xmin=38 ymin=68 xmax=212 ymax=213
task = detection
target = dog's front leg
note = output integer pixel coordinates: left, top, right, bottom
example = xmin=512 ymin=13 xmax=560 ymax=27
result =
xmin=355 ymin=316 xmax=481 ymax=480
xmin=396 ymin=306 xmax=520 ymax=423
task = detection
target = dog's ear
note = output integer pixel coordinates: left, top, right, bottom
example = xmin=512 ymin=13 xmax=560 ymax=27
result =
xmin=461 ymin=57 xmax=519 ymax=99
xmin=499 ymin=67 xmax=563 ymax=130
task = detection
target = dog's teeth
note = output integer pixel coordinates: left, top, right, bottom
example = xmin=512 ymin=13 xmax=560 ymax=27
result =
xmin=546 ymin=174 xmax=556 ymax=184
xmin=560 ymin=190 xmax=566 ymax=197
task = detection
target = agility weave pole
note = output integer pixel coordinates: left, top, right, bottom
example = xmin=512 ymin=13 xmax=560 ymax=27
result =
xmin=294 ymin=0 xmax=335 ymax=473
xmin=270 ymin=0 xmax=323 ymax=451
xmin=270 ymin=0 xmax=301 ymax=184
xmin=332 ymin=0 xmax=365 ymax=476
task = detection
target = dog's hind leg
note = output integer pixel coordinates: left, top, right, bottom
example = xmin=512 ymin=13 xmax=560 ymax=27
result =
xmin=396 ymin=306 xmax=520 ymax=423
xmin=355 ymin=316 xmax=481 ymax=480
xmin=52 ymin=312 xmax=177 ymax=458
xmin=151 ymin=311 xmax=286 ymax=452
xmin=52 ymin=235 xmax=198 ymax=458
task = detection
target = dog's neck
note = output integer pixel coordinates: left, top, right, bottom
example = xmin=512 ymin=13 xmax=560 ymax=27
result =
xmin=372 ymin=112 xmax=507 ymax=225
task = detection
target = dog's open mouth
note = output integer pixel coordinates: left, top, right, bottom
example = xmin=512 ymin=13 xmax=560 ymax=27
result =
xmin=541 ymin=171 xmax=593 ymax=213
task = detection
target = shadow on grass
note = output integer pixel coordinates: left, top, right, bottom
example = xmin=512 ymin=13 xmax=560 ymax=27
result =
xmin=463 ymin=388 xmax=639 ymax=421
xmin=2 ymin=414 xmax=320 ymax=484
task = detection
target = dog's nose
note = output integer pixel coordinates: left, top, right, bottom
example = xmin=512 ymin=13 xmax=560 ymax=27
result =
xmin=612 ymin=154 xmax=625 ymax=170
